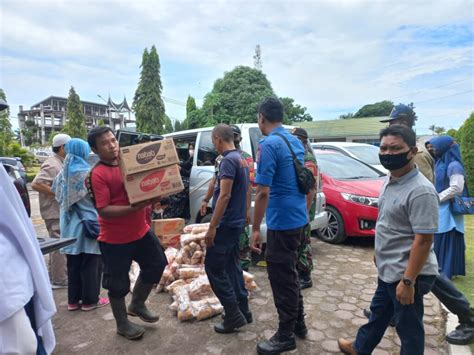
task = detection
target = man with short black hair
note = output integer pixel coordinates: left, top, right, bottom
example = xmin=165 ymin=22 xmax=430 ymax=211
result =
xmin=32 ymin=133 xmax=71 ymax=289
xmin=338 ymin=124 xmax=439 ymax=355
xmin=377 ymin=103 xmax=474 ymax=346
xmin=86 ymin=126 xmax=167 ymax=340
xmin=204 ymin=124 xmax=251 ymax=334
xmin=252 ymin=97 xmax=308 ymax=354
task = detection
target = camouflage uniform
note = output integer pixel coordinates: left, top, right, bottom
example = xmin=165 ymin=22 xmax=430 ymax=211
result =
xmin=214 ymin=150 xmax=254 ymax=271
xmin=296 ymin=150 xmax=316 ymax=274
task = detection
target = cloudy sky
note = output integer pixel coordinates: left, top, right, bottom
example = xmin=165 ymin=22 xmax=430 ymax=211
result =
xmin=1 ymin=0 xmax=473 ymax=134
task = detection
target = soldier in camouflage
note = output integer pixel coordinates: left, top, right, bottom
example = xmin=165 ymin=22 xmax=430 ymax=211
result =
xmin=291 ymin=128 xmax=316 ymax=289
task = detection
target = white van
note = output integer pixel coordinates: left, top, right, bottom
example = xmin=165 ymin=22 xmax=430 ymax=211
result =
xmin=164 ymin=123 xmax=328 ymax=242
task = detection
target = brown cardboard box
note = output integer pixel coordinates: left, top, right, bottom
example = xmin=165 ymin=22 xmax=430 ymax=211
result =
xmin=119 ymin=138 xmax=179 ymax=176
xmin=124 ymin=164 xmax=184 ymax=204
xmin=152 ymin=218 xmax=185 ymax=236
xmin=157 ymin=234 xmax=181 ymax=248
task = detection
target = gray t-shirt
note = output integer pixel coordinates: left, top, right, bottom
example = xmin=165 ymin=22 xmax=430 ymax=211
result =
xmin=375 ymin=168 xmax=439 ymax=283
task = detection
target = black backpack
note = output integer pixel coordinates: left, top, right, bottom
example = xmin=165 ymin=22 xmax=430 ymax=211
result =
xmin=274 ymin=133 xmax=316 ymax=195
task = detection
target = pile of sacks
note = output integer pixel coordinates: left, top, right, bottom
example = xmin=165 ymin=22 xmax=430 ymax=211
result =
xmin=153 ymin=222 xmax=258 ymax=322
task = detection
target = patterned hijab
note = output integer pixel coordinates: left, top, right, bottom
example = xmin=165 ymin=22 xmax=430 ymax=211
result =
xmin=52 ymin=138 xmax=91 ymax=213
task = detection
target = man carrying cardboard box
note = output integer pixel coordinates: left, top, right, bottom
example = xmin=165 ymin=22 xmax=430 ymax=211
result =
xmin=86 ymin=126 xmax=167 ymax=340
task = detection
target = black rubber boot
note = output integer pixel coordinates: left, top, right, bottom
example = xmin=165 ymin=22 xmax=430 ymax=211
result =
xmin=239 ymin=297 xmax=253 ymax=324
xmin=446 ymin=323 xmax=474 ymax=345
xmin=214 ymin=303 xmax=247 ymax=334
xmin=109 ymin=297 xmax=145 ymax=340
xmin=257 ymin=331 xmax=296 ymax=354
xmin=298 ymin=271 xmax=313 ymax=290
xmin=128 ymin=276 xmax=159 ymax=323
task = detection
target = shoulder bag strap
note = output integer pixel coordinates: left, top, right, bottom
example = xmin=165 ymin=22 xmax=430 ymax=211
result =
xmin=273 ymin=132 xmax=299 ymax=162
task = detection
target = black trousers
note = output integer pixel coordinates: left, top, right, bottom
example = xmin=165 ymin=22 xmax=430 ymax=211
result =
xmin=205 ymin=225 xmax=248 ymax=307
xmin=66 ymin=253 xmax=103 ymax=305
xmin=99 ymin=230 xmax=167 ymax=298
xmin=266 ymin=226 xmax=306 ymax=334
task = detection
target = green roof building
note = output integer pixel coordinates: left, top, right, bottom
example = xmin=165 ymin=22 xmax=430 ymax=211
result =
xmin=296 ymin=116 xmax=388 ymax=144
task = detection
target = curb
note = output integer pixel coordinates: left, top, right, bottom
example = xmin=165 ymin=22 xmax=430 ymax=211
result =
xmin=443 ymin=305 xmax=472 ymax=355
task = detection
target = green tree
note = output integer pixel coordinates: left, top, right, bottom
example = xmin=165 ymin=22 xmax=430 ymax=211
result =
xmin=339 ymin=113 xmax=354 ymax=119
xmin=5 ymin=141 xmax=33 ymax=166
xmin=429 ymin=124 xmax=436 ymax=135
xmin=353 ymin=100 xmax=394 ymax=118
xmin=458 ymin=112 xmax=474 ymax=193
xmin=434 ymin=126 xmax=446 ymax=135
xmin=62 ymin=86 xmax=87 ymax=139
xmin=133 ymin=45 xmax=166 ymax=134
xmin=200 ymin=66 xmax=275 ymax=124
xmin=164 ymin=116 xmax=174 ymax=134
xmin=97 ymin=119 xmax=105 ymax=126
xmin=280 ymin=97 xmax=313 ymax=123
xmin=186 ymin=95 xmax=197 ymax=117
xmin=174 ymin=120 xmax=182 ymax=132
xmin=446 ymin=128 xmax=457 ymax=138
xmin=21 ymin=120 xmax=41 ymax=146
xmin=0 ymin=89 xmax=13 ymax=156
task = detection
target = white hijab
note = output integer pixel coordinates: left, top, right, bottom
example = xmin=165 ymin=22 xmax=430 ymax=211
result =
xmin=0 ymin=166 xmax=56 ymax=354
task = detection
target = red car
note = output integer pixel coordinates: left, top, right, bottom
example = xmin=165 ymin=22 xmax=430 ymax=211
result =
xmin=314 ymin=149 xmax=385 ymax=244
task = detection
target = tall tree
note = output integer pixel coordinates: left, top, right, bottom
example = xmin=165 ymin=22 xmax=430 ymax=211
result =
xmin=200 ymin=66 xmax=275 ymax=124
xmin=133 ymin=45 xmax=166 ymax=134
xmin=0 ymin=89 xmax=13 ymax=155
xmin=446 ymin=128 xmax=457 ymax=138
xmin=174 ymin=119 xmax=182 ymax=132
xmin=186 ymin=95 xmax=197 ymax=117
xmin=434 ymin=126 xmax=446 ymax=135
xmin=62 ymin=86 xmax=87 ymax=139
xmin=458 ymin=112 xmax=474 ymax=193
xmin=164 ymin=115 xmax=174 ymax=134
xmin=280 ymin=97 xmax=313 ymax=123
xmin=353 ymin=100 xmax=394 ymax=118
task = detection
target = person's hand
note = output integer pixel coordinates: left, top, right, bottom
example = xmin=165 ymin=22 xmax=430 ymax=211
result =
xmin=250 ymin=230 xmax=262 ymax=254
xmin=205 ymin=225 xmax=216 ymax=248
xmin=200 ymin=200 xmax=208 ymax=216
xmin=396 ymin=280 xmax=415 ymax=305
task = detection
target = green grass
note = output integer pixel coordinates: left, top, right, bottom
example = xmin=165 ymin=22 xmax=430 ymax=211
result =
xmin=453 ymin=215 xmax=474 ymax=305
xmin=26 ymin=165 xmax=40 ymax=183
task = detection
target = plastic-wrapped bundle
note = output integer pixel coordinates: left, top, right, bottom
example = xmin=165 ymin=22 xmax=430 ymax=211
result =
xmin=183 ymin=223 xmax=210 ymax=234
xmin=188 ymin=274 xmax=213 ymax=300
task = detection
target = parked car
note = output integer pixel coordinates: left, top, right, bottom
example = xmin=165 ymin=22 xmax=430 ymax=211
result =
xmin=0 ymin=157 xmax=27 ymax=184
xmin=311 ymin=142 xmax=387 ymax=173
xmin=3 ymin=163 xmax=31 ymax=217
xmin=313 ymin=149 xmax=385 ymax=244
xmin=163 ymin=124 xmax=328 ymax=243
xmin=34 ymin=150 xmax=51 ymax=164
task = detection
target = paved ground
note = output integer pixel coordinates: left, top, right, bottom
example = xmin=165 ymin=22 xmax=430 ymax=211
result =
xmin=30 ymin=188 xmax=449 ymax=354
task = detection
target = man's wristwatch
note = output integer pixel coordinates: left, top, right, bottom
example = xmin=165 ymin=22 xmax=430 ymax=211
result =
xmin=402 ymin=276 xmax=414 ymax=287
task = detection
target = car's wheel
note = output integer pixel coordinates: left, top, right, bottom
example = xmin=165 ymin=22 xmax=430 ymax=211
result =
xmin=316 ymin=206 xmax=346 ymax=244
xmin=200 ymin=213 xmax=213 ymax=224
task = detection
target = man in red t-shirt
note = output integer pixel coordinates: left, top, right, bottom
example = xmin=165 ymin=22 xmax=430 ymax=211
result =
xmin=86 ymin=126 xmax=167 ymax=340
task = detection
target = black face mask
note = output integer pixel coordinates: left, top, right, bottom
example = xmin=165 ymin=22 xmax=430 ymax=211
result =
xmin=379 ymin=150 xmax=412 ymax=171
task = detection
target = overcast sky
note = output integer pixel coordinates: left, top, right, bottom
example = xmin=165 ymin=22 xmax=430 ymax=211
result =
xmin=1 ymin=0 xmax=473 ymax=134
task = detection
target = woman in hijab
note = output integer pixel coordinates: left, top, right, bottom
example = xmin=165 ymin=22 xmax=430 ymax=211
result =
xmin=429 ymin=135 xmax=466 ymax=279
xmin=52 ymin=138 xmax=109 ymax=311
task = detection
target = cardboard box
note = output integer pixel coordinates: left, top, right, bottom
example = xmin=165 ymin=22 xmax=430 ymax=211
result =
xmin=124 ymin=164 xmax=184 ymax=205
xmin=152 ymin=218 xmax=185 ymax=236
xmin=119 ymin=139 xmax=180 ymax=176
xmin=157 ymin=234 xmax=181 ymax=248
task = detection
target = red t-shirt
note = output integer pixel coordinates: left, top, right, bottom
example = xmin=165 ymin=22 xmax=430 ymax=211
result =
xmin=87 ymin=162 xmax=149 ymax=244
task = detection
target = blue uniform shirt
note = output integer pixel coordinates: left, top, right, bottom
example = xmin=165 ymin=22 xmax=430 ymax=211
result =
xmin=255 ymin=126 xmax=307 ymax=230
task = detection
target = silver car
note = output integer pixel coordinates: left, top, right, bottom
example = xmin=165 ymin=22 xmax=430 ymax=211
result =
xmin=164 ymin=123 xmax=328 ymax=242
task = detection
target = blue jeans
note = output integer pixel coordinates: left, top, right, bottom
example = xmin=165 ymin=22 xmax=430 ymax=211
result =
xmin=354 ymin=275 xmax=436 ymax=355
